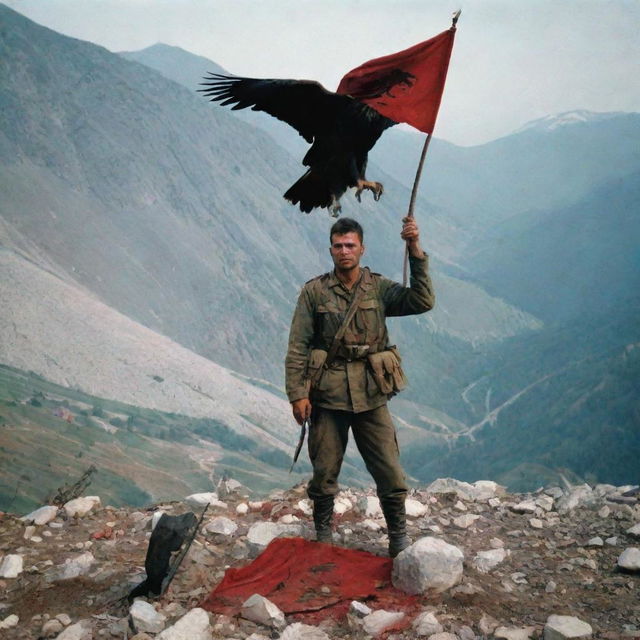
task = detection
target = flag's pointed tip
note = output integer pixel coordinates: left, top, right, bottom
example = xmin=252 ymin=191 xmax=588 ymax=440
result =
xmin=452 ymin=10 xmax=461 ymax=28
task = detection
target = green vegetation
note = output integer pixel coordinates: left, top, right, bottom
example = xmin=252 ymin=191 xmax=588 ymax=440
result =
xmin=0 ymin=364 xmax=323 ymax=512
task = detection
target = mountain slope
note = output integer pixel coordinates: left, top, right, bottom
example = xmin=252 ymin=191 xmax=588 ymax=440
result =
xmin=402 ymin=297 xmax=640 ymax=490
xmin=463 ymin=171 xmax=640 ymax=323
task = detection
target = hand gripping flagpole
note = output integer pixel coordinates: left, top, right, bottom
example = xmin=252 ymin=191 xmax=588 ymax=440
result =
xmin=402 ymin=9 xmax=461 ymax=287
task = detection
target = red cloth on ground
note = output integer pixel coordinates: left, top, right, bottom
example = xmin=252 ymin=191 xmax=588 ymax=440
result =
xmin=202 ymin=537 xmax=419 ymax=624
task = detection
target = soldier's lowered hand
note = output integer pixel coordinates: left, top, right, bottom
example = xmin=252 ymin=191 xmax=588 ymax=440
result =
xmin=291 ymin=398 xmax=312 ymax=425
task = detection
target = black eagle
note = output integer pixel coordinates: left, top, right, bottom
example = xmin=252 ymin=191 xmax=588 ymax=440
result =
xmin=199 ymin=75 xmax=397 ymax=215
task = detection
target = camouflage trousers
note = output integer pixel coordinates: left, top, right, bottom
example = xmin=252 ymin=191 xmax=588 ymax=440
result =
xmin=306 ymin=404 xmax=408 ymax=501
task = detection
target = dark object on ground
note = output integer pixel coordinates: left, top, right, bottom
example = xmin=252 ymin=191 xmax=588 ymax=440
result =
xmin=49 ymin=465 xmax=97 ymax=507
xmin=128 ymin=511 xmax=198 ymax=600
xmin=199 ymin=75 xmax=396 ymax=215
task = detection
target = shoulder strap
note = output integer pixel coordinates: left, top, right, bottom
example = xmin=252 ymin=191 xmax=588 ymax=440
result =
xmin=324 ymin=283 xmax=368 ymax=369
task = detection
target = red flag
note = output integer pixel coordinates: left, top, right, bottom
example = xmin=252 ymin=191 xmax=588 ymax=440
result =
xmin=337 ymin=27 xmax=456 ymax=134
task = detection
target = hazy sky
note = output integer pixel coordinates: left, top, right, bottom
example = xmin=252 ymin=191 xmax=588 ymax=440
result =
xmin=5 ymin=0 xmax=640 ymax=145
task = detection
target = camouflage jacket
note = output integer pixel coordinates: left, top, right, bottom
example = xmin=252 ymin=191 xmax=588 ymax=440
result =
xmin=285 ymin=254 xmax=435 ymax=413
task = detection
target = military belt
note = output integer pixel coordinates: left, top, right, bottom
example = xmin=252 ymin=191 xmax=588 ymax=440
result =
xmin=335 ymin=343 xmax=381 ymax=361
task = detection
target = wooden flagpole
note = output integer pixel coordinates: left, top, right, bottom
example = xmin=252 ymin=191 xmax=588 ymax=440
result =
xmin=402 ymin=9 xmax=460 ymax=287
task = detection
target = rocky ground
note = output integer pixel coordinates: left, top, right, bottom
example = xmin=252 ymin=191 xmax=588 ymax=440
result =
xmin=0 ymin=478 xmax=639 ymax=639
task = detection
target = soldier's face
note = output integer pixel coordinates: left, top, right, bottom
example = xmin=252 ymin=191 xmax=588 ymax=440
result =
xmin=330 ymin=232 xmax=365 ymax=271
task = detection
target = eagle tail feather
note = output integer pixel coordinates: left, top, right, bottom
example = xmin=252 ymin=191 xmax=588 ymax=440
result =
xmin=284 ymin=170 xmax=334 ymax=214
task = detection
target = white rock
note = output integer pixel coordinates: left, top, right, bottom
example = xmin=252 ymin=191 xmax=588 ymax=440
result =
xmin=586 ymin=537 xmax=603 ymax=547
xmin=362 ymin=610 xmax=405 ymax=635
xmin=405 ymin=498 xmax=428 ymax=518
xmin=426 ymin=478 xmax=476 ymax=501
xmin=490 ymin=537 xmax=505 ymax=548
xmin=0 ymin=614 xmax=19 ymax=629
xmin=278 ymin=514 xmax=300 ymax=524
xmin=546 ymin=487 xmax=564 ymax=499
xmin=511 ymin=501 xmax=537 ymax=514
xmin=452 ymin=514 xmax=480 ymax=529
xmin=617 ymin=547 xmax=640 ymax=571
xmin=473 ymin=480 xmax=505 ymax=500
xmin=56 ymin=613 xmax=72 ymax=626
xmin=544 ymin=614 xmax=592 ymax=640
xmin=42 ymin=619 xmax=65 ymax=635
xmin=241 ymin=594 xmax=286 ymax=629
xmin=334 ymin=496 xmax=353 ymax=515
xmin=357 ymin=495 xmax=382 ymax=518
xmin=362 ymin=518 xmax=382 ymax=531
xmin=279 ymin=622 xmax=330 ymax=640
xmin=412 ymin=611 xmax=443 ymax=636
xmin=392 ymin=536 xmax=464 ymax=594
xmin=236 ymin=503 xmax=249 ymax=515
xmin=556 ymin=484 xmax=596 ymax=513
xmin=131 ymin=599 xmax=167 ymax=633
xmin=479 ymin=613 xmax=499 ymax=635
xmin=529 ymin=518 xmax=544 ymax=529
xmin=0 ymin=554 xmax=23 ymax=578
xmin=157 ymin=608 xmax=212 ymax=640
xmin=594 ymin=483 xmax=617 ymax=497
xmin=246 ymin=522 xmax=304 ymax=550
xmin=488 ymin=498 xmax=501 ymax=508
xmin=23 ymin=525 xmax=36 ymax=539
xmin=185 ymin=492 xmax=226 ymax=508
xmin=21 ymin=505 xmax=59 ymax=525
xmin=495 ymin=626 xmax=537 ymax=640
xmin=454 ymin=500 xmax=468 ymax=511
xmin=57 ymin=552 xmax=95 ymax=579
xmin=597 ymin=506 xmax=611 ymax=518
xmin=605 ymin=536 xmax=618 ymax=546
xmin=428 ymin=633 xmax=459 ymax=640
xmin=627 ymin=523 xmax=640 ymax=537
xmin=57 ymin=620 xmax=92 ymax=640
xmin=473 ymin=548 xmax=509 ymax=573
xmin=152 ymin=510 xmax=166 ymax=530
xmin=296 ymin=499 xmax=312 ymax=516
xmin=63 ymin=496 xmax=101 ymax=517
xmin=546 ymin=580 xmax=557 ymax=593
xmin=349 ymin=601 xmax=372 ymax=617
xmin=206 ymin=516 xmax=238 ymax=536
xmin=536 ymin=495 xmax=555 ymax=511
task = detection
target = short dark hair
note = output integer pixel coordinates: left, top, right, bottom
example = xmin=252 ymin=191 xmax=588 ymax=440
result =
xmin=329 ymin=218 xmax=364 ymax=244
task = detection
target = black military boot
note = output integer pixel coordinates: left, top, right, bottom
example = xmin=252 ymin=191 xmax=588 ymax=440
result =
xmin=381 ymin=497 xmax=411 ymax=558
xmin=312 ymin=495 xmax=334 ymax=543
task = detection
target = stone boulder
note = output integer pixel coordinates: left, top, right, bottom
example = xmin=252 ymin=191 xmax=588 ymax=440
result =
xmin=246 ymin=522 xmax=304 ymax=552
xmin=241 ymin=594 xmax=286 ymax=629
xmin=130 ymin=600 xmax=167 ymax=634
xmin=279 ymin=622 xmax=330 ymax=639
xmin=617 ymin=547 xmax=640 ymax=572
xmin=63 ymin=496 xmax=101 ymax=517
xmin=556 ymin=485 xmax=597 ymax=513
xmin=21 ymin=505 xmax=59 ymax=525
xmin=392 ymin=537 xmax=464 ymax=594
xmin=157 ymin=608 xmax=212 ymax=640
xmin=0 ymin=554 xmax=24 ymax=578
xmin=544 ymin=615 xmax=592 ymax=640
xmin=473 ymin=548 xmax=509 ymax=573
xmin=362 ymin=610 xmax=405 ymax=636
xmin=205 ymin=516 xmax=238 ymax=536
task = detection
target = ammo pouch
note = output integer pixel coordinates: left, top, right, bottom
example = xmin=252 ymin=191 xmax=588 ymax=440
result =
xmin=305 ymin=348 xmax=328 ymax=393
xmin=367 ymin=346 xmax=407 ymax=395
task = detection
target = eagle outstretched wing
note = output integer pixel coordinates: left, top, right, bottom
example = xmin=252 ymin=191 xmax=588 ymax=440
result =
xmin=198 ymin=75 xmax=358 ymax=144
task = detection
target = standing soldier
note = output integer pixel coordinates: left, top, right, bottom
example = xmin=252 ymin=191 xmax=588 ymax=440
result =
xmin=285 ymin=216 xmax=435 ymax=557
